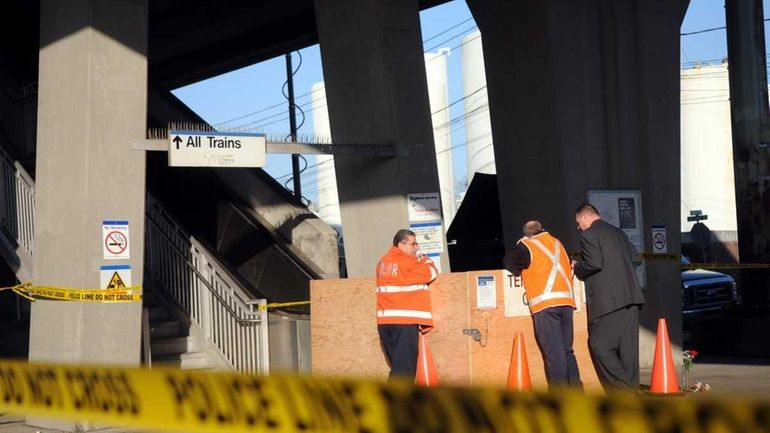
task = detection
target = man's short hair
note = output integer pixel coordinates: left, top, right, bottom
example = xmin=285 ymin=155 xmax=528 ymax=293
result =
xmin=575 ymin=203 xmax=599 ymax=217
xmin=393 ymin=229 xmax=416 ymax=246
xmin=522 ymin=220 xmax=544 ymax=237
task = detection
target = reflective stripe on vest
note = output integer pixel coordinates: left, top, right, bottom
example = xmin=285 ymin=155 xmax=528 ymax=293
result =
xmin=525 ymin=238 xmax=573 ymax=308
xmin=376 ymin=284 xmax=429 ymax=293
xmin=528 ymin=290 xmax=575 ymax=306
xmin=377 ymin=309 xmax=433 ymax=320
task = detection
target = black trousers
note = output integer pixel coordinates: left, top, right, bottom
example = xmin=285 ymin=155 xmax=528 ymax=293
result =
xmin=588 ymin=305 xmax=641 ymax=391
xmin=378 ymin=324 xmax=419 ymax=380
xmin=533 ymin=305 xmax=582 ymax=389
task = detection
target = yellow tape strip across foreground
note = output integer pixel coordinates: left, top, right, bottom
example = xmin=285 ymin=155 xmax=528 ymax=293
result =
xmin=0 ymin=284 xmax=142 ymax=302
xmin=0 ymin=361 xmax=767 ymax=433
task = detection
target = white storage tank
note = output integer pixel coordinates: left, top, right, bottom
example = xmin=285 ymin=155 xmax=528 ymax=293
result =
xmin=425 ymin=49 xmax=455 ymax=223
xmin=461 ymin=30 xmax=495 ymax=179
xmin=310 ymin=81 xmax=342 ymax=227
xmin=680 ymin=62 xmax=737 ymax=232
xmin=311 ymin=50 xmax=458 ymax=226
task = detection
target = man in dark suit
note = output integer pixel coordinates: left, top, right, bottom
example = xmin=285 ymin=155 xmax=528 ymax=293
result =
xmin=572 ymin=203 xmax=645 ymax=390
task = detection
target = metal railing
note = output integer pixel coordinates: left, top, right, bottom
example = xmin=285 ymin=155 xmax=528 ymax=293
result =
xmin=145 ymin=194 xmax=270 ymax=373
xmin=0 ymin=145 xmax=35 ymax=263
xmin=0 ymin=140 xmax=270 ymax=373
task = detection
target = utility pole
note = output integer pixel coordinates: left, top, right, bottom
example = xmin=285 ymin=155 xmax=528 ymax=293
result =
xmin=285 ymin=52 xmax=301 ymax=199
xmin=725 ymin=0 xmax=770 ymax=304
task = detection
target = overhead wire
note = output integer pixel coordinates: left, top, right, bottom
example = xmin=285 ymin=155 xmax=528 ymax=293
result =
xmin=214 ymin=16 xmax=478 ymax=130
xmin=680 ymin=17 xmax=770 ymax=36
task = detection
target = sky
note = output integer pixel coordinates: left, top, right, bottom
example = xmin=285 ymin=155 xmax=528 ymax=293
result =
xmin=172 ymin=1 xmax=476 ymax=209
xmin=172 ymin=0 xmax=769 ymax=210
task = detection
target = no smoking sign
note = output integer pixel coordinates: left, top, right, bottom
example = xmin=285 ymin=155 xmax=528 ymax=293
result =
xmin=651 ymin=225 xmax=667 ymax=254
xmin=103 ymin=220 xmax=130 ymax=259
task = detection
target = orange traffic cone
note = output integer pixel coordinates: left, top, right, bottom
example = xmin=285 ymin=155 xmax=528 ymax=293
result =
xmin=415 ymin=332 xmax=439 ymax=386
xmin=507 ymin=331 xmax=532 ymax=391
xmin=650 ymin=317 xmax=680 ymax=394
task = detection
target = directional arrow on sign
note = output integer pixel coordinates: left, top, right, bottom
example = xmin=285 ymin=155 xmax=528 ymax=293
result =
xmin=173 ymin=136 xmax=182 ymax=149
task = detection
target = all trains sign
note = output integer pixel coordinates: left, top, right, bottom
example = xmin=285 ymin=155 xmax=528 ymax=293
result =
xmin=168 ymin=130 xmax=266 ymax=167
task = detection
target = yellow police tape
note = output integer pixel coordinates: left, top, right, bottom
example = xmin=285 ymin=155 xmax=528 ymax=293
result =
xmin=683 ymin=263 xmax=770 ymax=270
xmin=572 ymin=252 xmax=770 ymax=270
xmin=0 ymin=360 xmax=767 ymax=433
xmin=642 ymin=253 xmax=680 ymax=260
xmin=1 ymin=283 xmax=142 ymax=303
xmin=260 ymin=301 xmax=310 ymax=311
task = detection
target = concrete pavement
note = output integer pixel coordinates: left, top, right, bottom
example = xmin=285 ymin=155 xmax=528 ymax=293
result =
xmin=640 ymin=357 xmax=770 ymax=397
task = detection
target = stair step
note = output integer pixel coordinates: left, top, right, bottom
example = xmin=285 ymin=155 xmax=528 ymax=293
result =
xmin=150 ymin=320 xmax=188 ymax=339
xmin=151 ymin=335 xmax=200 ymax=356
xmin=146 ymin=305 xmax=169 ymax=323
xmin=152 ymin=351 xmax=209 ymax=369
xmin=142 ymin=290 xmax=165 ymax=307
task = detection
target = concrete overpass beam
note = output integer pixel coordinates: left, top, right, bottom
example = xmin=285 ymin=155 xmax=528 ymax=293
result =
xmin=466 ymin=0 xmax=688 ymax=368
xmin=29 ymin=0 xmax=147 ymax=429
xmin=314 ymin=0 xmax=448 ymax=277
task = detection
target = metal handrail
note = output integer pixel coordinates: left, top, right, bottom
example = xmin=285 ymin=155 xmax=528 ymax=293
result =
xmin=144 ymin=211 xmax=261 ymax=324
xmin=0 ymin=143 xmax=35 ymax=259
xmin=145 ymin=193 xmax=270 ymax=373
xmin=0 ymin=139 xmax=270 ymax=372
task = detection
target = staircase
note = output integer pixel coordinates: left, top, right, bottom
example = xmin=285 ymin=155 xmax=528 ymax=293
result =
xmin=0 ymin=66 xmax=321 ymax=374
xmin=144 ymin=285 xmax=231 ymax=370
xmin=144 ymin=194 xmax=269 ymax=372
xmin=0 ymin=143 xmax=270 ymax=372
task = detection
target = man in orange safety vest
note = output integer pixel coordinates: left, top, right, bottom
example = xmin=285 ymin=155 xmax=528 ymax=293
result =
xmin=504 ymin=220 xmax=582 ymax=388
xmin=376 ymin=229 xmax=438 ymax=379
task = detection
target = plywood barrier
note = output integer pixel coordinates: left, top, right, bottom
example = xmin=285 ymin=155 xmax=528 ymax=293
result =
xmin=311 ymin=270 xmax=601 ymax=391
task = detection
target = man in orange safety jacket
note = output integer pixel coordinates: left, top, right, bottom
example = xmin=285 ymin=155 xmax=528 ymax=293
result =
xmin=503 ymin=220 xmax=582 ymax=388
xmin=376 ymin=229 xmax=438 ymax=379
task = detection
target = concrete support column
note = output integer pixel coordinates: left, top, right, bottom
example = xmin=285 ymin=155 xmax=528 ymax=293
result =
xmin=467 ymin=0 xmax=688 ymax=368
xmin=725 ymin=0 xmax=770 ymax=305
xmin=314 ymin=0 xmax=447 ymax=277
xmin=29 ymin=0 xmax=147 ymax=428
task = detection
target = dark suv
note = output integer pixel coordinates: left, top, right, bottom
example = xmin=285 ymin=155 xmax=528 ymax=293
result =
xmin=681 ymin=256 xmax=741 ymax=315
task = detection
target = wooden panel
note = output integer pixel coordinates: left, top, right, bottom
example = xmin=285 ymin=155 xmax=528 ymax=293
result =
xmin=467 ymin=270 xmax=601 ymax=391
xmin=310 ymin=277 xmax=384 ymax=378
xmin=310 ymin=273 xmax=472 ymax=383
xmin=311 ymin=270 xmax=600 ymax=391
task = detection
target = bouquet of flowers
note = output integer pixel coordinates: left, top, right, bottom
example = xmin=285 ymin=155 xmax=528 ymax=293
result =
xmin=682 ymin=349 xmax=710 ymax=391
xmin=683 ymin=349 xmax=699 ymax=373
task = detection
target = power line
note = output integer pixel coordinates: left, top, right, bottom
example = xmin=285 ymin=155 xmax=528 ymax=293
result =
xmin=424 ymin=25 xmax=478 ymax=53
xmin=423 ymin=17 xmax=474 ymax=43
xmin=680 ymin=25 xmax=726 ymax=36
xmin=216 ymin=17 xmax=477 ymax=129
xmin=432 ymin=86 xmax=486 ymax=115
xmin=680 ymin=17 xmax=770 ymax=36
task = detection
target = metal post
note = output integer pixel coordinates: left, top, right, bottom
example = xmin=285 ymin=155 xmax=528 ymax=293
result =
xmin=285 ymin=53 xmax=301 ymax=199
xmin=258 ymin=299 xmax=270 ymax=374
